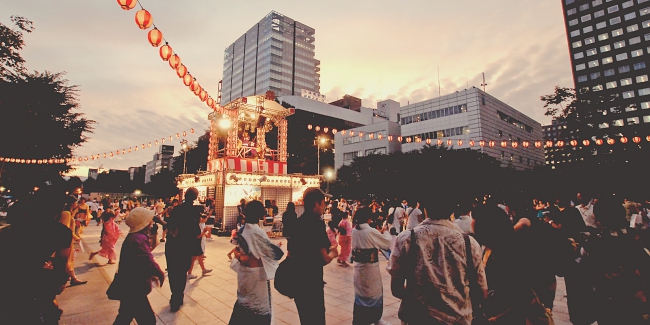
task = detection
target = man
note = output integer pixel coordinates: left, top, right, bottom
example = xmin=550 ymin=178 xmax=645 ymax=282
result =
xmin=165 ymin=188 xmax=202 ymax=312
xmin=576 ymin=197 xmax=597 ymax=229
xmin=389 ymin=200 xmax=487 ymax=324
xmin=405 ymin=201 xmax=423 ymax=231
xmin=290 ymin=187 xmax=339 ymax=325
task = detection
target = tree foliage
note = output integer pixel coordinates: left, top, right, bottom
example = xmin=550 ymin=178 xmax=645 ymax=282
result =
xmin=0 ymin=16 xmax=33 ymax=78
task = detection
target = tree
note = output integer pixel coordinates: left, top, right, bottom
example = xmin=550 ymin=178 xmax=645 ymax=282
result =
xmin=0 ymin=16 xmax=95 ymax=196
xmin=172 ymin=130 xmax=209 ymax=174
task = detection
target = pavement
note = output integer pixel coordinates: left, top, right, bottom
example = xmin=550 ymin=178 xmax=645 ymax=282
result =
xmin=57 ymin=222 xmax=586 ymax=325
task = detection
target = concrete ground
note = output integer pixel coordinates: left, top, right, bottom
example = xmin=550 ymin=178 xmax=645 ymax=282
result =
xmin=57 ymin=222 xmax=586 ymax=325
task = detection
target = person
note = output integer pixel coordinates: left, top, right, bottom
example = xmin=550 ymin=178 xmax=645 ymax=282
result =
xmin=405 ymin=201 xmax=423 ymax=231
xmin=271 ymin=200 xmax=279 ymax=216
xmin=281 ymin=202 xmax=297 ymax=242
xmin=326 ymin=220 xmax=338 ymax=246
xmin=89 ymin=198 xmax=99 ymax=225
xmin=337 ymin=210 xmax=353 ymax=267
xmin=165 ymin=187 xmax=202 ymax=312
xmin=576 ymin=196 xmax=597 ymax=229
xmin=161 ymin=199 xmax=179 ymax=242
xmin=389 ymin=199 xmax=487 ymax=324
xmin=204 ymin=198 xmax=215 ymax=240
xmin=75 ymin=198 xmax=91 ymax=235
xmin=238 ymin=198 xmax=246 ymax=218
xmin=0 ymin=186 xmax=74 ymax=325
xmin=290 ymin=187 xmax=338 ymax=325
xmin=60 ymin=197 xmax=87 ymax=286
xmin=228 ymin=200 xmax=282 ymax=324
xmin=453 ymin=200 xmax=473 ymax=235
xmin=113 ymin=207 xmax=165 ymax=325
xmin=187 ymin=214 xmax=212 ymax=279
xmin=89 ymin=211 xmax=121 ymax=264
xmin=388 ymin=200 xmax=406 ymax=234
xmin=351 ymin=206 xmax=392 ymax=325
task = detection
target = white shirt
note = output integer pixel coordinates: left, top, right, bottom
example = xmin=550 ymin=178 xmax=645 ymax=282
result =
xmin=405 ymin=207 xmax=423 ymax=230
xmin=453 ymin=214 xmax=473 ymax=235
xmin=576 ymin=204 xmax=597 ymax=228
xmin=88 ymin=201 xmax=99 ymax=212
xmin=388 ymin=207 xmax=406 ymax=233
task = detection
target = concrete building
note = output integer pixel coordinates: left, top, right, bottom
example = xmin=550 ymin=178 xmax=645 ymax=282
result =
xmin=329 ymin=94 xmax=363 ymax=112
xmin=128 ymin=165 xmax=146 ymax=182
xmin=221 ymin=11 xmax=320 ymax=104
xmin=144 ymin=145 xmax=175 ymax=183
xmin=336 ymin=88 xmax=545 ymax=171
xmin=87 ymin=168 xmax=98 ymax=180
xmin=561 ymin=0 xmax=650 ymax=162
xmin=543 ymin=119 xmax=571 ymax=169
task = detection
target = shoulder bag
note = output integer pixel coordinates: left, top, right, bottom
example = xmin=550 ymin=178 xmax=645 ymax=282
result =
xmin=274 ymin=256 xmax=299 ymax=298
xmin=464 ymin=234 xmax=491 ymax=325
xmin=106 ymin=271 xmax=127 ymax=300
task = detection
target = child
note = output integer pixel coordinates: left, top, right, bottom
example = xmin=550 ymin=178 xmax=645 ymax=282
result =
xmin=89 ymin=212 xmax=121 ymax=264
xmin=187 ymin=215 xmax=212 ymax=279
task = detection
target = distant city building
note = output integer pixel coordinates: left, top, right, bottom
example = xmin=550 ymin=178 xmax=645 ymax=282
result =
xmin=144 ymin=145 xmax=175 ymax=183
xmin=543 ymin=119 xmax=571 ymax=168
xmin=87 ymin=168 xmax=98 ymax=180
xmin=329 ymin=94 xmax=363 ymax=112
xmin=221 ymin=11 xmax=320 ymax=104
xmin=336 ymin=88 xmax=545 ymax=171
xmin=128 ymin=165 xmax=146 ymax=182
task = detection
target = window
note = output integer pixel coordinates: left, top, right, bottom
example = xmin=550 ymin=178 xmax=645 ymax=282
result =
xmin=595 ymin=9 xmax=605 ymax=17
xmin=569 ymin=18 xmax=579 ymax=26
xmin=613 ymin=28 xmax=624 ymax=36
xmin=593 ymin=0 xmax=603 ymax=5
xmin=603 ymin=56 xmax=614 ymax=64
xmin=599 ymin=122 xmax=610 ymax=128
xmin=627 ymin=117 xmax=640 ymax=124
xmin=594 ymin=84 xmax=604 ymax=91
xmin=623 ymin=0 xmax=635 ymax=8
xmin=620 ymin=65 xmax=631 ymax=73
xmin=605 ymin=68 xmax=616 ymax=76
xmin=567 ymin=0 xmax=575 ymax=3
xmin=589 ymin=60 xmax=600 ymax=67
xmin=571 ymin=30 xmax=581 ymax=37
xmin=626 ymin=104 xmax=638 ymax=111
xmin=645 ymin=115 xmax=650 ymax=123
xmin=623 ymin=90 xmax=635 ymax=98
xmin=610 ymin=16 xmax=622 ymax=24
xmin=634 ymin=61 xmax=647 ymax=69
xmin=613 ymin=119 xmax=625 ymax=126
xmin=625 ymin=12 xmax=637 ymax=20
xmin=568 ymin=8 xmax=577 ymax=15
xmin=640 ymin=88 xmax=650 ymax=95
xmin=574 ymin=52 xmax=585 ymax=59
xmin=584 ymin=25 xmax=594 ymax=33
xmin=585 ymin=36 xmax=596 ymax=44
xmin=608 ymin=5 xmax=620 ymax=13
xmin=597 ymin=21 xmax=608 ymax=29
xmin=587 ymin=48 xmax=598 ymax=56
xmin=637 ymin=74 xmax=649 ymax=82
xmin=621 ymin=77 xmax=633 ymax=85
xmin=601 ymin=44 xmax=612 ymax=52
xmin=640 ymin=0 xmax=650 ymax=4
xmin=598 ymin=33 xmax=610 ymax=41
xmin=578 ymin=75 xmax=588 ymax=82
xmin=630 ymin=36 xmax=642 ymax=44
xmin=582 ymin=14 xmax=593 ymax=22
xmin=572 ymin=41 xmax=583 ymax=48
xmin=591 ymin=72 xmax=602 ymax=79
xmin=631 ymin=49 xmax=644 ymax=57
xmin=642 ymin=101 xmax=650 ymax=109
xmin=628 ymin=24 xmax=640 ymax=32
xmin=580 ymin=3 xmax=590 ymax=11
xmin=644 ymin=20 xmax=650 ymax=27
xmin=641 ymin=7 xmax=650 ymax=15
xmin=614 ymin=40 xmax=626 ymax=48
xmin=606 ymin=81 xmax=618 ymax=88
xmin=616 ymin=53 xmax=629 ymax=60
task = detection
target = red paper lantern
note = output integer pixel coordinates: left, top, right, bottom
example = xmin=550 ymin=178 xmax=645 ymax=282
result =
xmin=135 ymin=9 xmax=153 ymax=30
xmin=511 ymin=141 xmax=518 ymax=148
xmin=155 ymin=140 xmax=159 ymax=145
xmin=199 ymin=89 xmax=207 ymax=101
xmin=583 ymin=139 xmax=590 ymax=146
xmin=596 ymin=139 xmax=604 ymax=145
xmin=358 ymin=132 xmax=363 ymax=137
xmin=194 ymin=85 xmax=202 ymax=96
xmin=207 ymin=97 xmax=214 ymax=107
xmin=437 ymin=139 xmax=443 ymax=146
xmin=307 ymin=124 xmax=313 ymax=130
xmin=183 ymin=131 xmax=187 ymax=137
xmin=183 ymin=73 xmax=192 ymax=86
xmin=545 ymin=141 xmax=554 ymax=148
xmin=190 ymin=80 xmax=199 ymax=92
xmin=620 ymin=136 xmax=628 ymax=144
xmin=332 ymin=129 xmax=337 ymax=134
xmin=160 ymin=44 xmax=172 ymax=61
xmin=557 ymin=140 xmax=565 ymax=147
xmin=117 ymin=0 xmax=137 ymax=10
xmin=647 ymin=135 xmax=650 ymax=142
xmin=406 ymin=137 xmax=412 ymax=143
xmin=534 ymin=141 xmax=542 ymax=148
xmin=190 ymin=128 xmax=195 ymax=133
xmin=415 ymin=137 xmax=421 ymax=143
xmin=426 ymin=138 xmax=431 ymax=144
xmin=570 ymin=140 xmax=578 ymax=146
xmin=479 ymin=140 xmax=486 ymax=147
xmin=633 ymin=136 xmax=641 ymax=143
xmin=470 ymin=140 xmax=475 ymax=147
xmin=341 ymin=130 xmax=346 ymax=135
xmin=447 ymin=139 xmax=452 ymax=146
xmin=315 ymin=126 xmax=321 ymax=132
xmin=169 ymin=54 xmax=181 ymax=69
xmin=500 ymin=141 xmax=507 ymax=147
xmin=489 ymin=141 xmax=495 ymax=147
xmin=458 ymin=140 xmax=463 ymax=146
xmin=378 ymin=134 xmax=383 ymax=140
xmin=522 ymin=141 xmax=529 ymax=148
xmin=397 ymin=136 xmax=402 ymax=142
xmin=388 ymin=135 xmax=393 ymax=141
xmin=607 ymin=138 xmax=615 ymax=145
xmin=176 ymin=64 xmax=187 ymax=78
xmin=147 ymin=28 xmax=163 ymax=47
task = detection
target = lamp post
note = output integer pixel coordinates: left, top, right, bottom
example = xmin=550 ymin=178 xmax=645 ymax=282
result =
xmin=317 ymin=137 xmax=327 ymax=175
xmin=324 ymin=170 xmax=334 ymax=193
xmin=181 ymin=139 xmax=189 ymax=174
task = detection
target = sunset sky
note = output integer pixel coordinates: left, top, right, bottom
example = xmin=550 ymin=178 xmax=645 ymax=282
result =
xmin=3 ymin=0 xmax=574 ymax=178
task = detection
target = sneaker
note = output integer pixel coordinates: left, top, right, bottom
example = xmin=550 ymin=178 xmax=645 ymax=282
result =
xmin=187 ymin=274 xmax=197 ymax=280
xmin=202 ymin=269 xmax=212 ymax=276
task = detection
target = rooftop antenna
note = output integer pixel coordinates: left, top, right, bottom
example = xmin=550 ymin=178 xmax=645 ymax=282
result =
xmin=481 ymin=72 xmax=487 ymax=92
xmin=437 ymin=66 xmax=441 ymax=97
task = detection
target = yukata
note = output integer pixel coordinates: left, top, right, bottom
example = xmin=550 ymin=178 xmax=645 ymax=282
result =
xmin=338 ymin=217 xmax=353 ymax=262
xmin=351 ymin=224 xmax=391 ymax=325
xmin=97 ymin=218 xmax=120 ymax=261
xmin=229 ymin=224 xmax=281 ymax=325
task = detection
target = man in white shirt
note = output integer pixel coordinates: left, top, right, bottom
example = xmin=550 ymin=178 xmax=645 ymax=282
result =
xmin=388 ymin=200 xmax=407 ymax=233
xmin=88 ymin=199 xmax=100 ymax=225
xmin=576 ymin=198 xmax=597 ymax=228
xmin=405 ymin=201 xmax=423 ymax=230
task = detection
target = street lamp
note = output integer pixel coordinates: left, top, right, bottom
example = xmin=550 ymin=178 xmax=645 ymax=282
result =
xmin=181 ymin=139 xmax=189 ymax=174
xmin=324 ymin=169 xmax=334 ymax=193
xmin=317 ymin=137 xmax=327 ymax=175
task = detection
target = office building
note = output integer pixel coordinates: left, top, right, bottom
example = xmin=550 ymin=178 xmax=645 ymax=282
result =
xmin=221 ymin=11 xmax=320 ymax=104
xmin=329 ymin=94 xmax=363 ymax=112
xmin=336 ymin=88 xmax=545 ymax=171
xmin=144 ymin=145 xmax=175 ymax=183
xmin=87 ymin=168 xmax=98 ymax=180
xmin=562 ymin=0 xmax=650 ymax=162
xmin=543 ymin=120 xmax=571 ymax=168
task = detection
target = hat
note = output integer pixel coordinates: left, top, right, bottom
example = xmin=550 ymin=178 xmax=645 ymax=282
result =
xmin=126 ymin=207 xmax=154 ymax=233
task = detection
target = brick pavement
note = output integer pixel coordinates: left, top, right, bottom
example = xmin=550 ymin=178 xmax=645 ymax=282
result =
xmin=57 ymin=222 xmax=590 ymax=325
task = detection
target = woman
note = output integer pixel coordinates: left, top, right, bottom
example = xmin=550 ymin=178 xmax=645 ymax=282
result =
xmin=187 ymin=215 xmax=212 ymax=279
xmin=60 ymin=198 xmax=87 ymax=286
xmin=229 ymin=200 xmax=282 ymax=325
xmin=204 ymin=198 xmax=215 ymax=240
xmin=76 ymin=198 xmax=91 ymax=235
xmin=337 ymin=210 xmax=353 ymax=266
xmin=113 ymin=207 xmax=165 ymax=325
xmin=351 ymin=206 xmax=392 ymax=325
xmin=89 ymin=212 xmax=121 ymax=264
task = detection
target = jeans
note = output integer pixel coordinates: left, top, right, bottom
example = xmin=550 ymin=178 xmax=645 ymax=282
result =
xmin=113 ymin=295 xmax=155 ymax=325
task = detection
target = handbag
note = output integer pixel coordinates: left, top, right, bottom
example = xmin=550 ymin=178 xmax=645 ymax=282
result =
xmin=106 ymin=272 xmax=126 ymax=300
xmin=274 ymin=257 xmax=299 ymax=298
xmin=464 ymin=234 xmax=491 ymax=325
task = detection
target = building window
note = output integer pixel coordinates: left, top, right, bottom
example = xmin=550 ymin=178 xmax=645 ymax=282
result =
xmin=593 ymin=84 xmax=604 ymax=91
xmin=582 ymin=14 xmax=593 ymax=22
xmin=644 ymin=115 xmax=650 ymax=123
xmin=602 ymin=56 xmax=614 ymax=64
xmin=631 ymin=49 xmax=644 ymax=57
xmin=630 ymin=36 xmax=642 ymax=44
xmin=568 ymin=8 xmax=577 ymax=15
xmin=587 ymin=48 xmax=598 ymax=56
xmin=569 ymin=18 xmax=579 ymax=26
xmin=598 ymin=33 xmax=610 ymax=41
xmin=610 ymin=16 xmax=622 ymax=25
xmin=623 ymin=90 xmax=635 ymax=98
xmin=597 ymin=21 xmax=608 ymax=29
xmin=575 ymin=52 xmax=585 ymax=59
xmin=589 ymin=60 xmax=600 ymax=68
xmin=584 ymin=25 xmax=594 ymax=33
xmin=616 ymin=53 xmax=629 ymax=61
xmin=634 ymin=62 xmax=647 ymax=69
xmin=646 ymin=33 xmax=650 ymax=40
xmin=585 ymin=36 xmax=596 ymax=44
xmin=644 ymin=20 xmax=650 ymax=27
xmin=593 ymin=0 xmax=603 ymax=5
xmin=601 ymin=44 xmax=612 ymax=52
xmin=641 ymin=7 xmax=650 ymax=15
xmin=623 ymin=0 xmax=635 ymax=8
xmin=613 ymin=119 xmax=625 ymax=126
xmin=621 ymin=77 xmax=633 ymax=85
xmin=608 ymin=5 xmax=620 ymax=13
xmin=626 ymin=104 xmax=638 ymax=111
xmin=625 ymin=12 xmax=638 ymax=20
xmin=591 ymin=72 xmax=602 ymax=79
xmin=640 ymin=0 xmax=650 ymax=4
xmin=628 ymin=24 xmax=640 ymax=32
xmin=614 ymin=40 xmax=626 ymax=49
xmin=612 ymin=28 xmax=624 ymax=36
xmin=639 ymin=88 xmax=650 ymax=95
xmin=605 ymin=68 xmax=616 ymax=76
xmin=595 ymin=9 xmax=605 ymax=18
xmin=578 ymin=75 xmax=588 ymax=82
xmin=599 ymin=122 xmax=610 ymax=128
xmin=567 ymin=0 xmax=575 ymax=3
xmin=498 ymin=130 xmax=503 ymax=137
xmin=641 ymin=101 xmax=650 ymax=109
xmin=637 ymin=74 xmax=649 ymax=82
xmin=571 ymin=30 xmax=581 ymax=37
xmin=606 ymin=81 xmax=618 ymax=88
xmin=576 ymin=63 xmax=586 ymax=71
xmin=580 ymin=3 xmax=590 ymax=10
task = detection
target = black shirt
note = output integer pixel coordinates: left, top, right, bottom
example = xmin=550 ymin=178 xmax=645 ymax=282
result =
xmin=166 ymin=202 xmax=202 ymax=255
xmin=290 ymin=210 xmax=331 ymax=288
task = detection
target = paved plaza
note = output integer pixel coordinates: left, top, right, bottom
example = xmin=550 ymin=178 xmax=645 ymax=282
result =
xmin=57 ymin=222 xmax=580 ymax=325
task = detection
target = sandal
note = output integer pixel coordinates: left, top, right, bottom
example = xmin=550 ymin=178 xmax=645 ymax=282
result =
xmin=70 ymin=279 xmax=87 ymax=286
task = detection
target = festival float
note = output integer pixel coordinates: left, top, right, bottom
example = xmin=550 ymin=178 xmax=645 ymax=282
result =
xmin=176 ymin=91 xmax=321 ymax=231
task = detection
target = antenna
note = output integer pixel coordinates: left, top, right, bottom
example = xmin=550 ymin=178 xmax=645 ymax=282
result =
xmin=481 ymin=72 xmax=487 ymax=92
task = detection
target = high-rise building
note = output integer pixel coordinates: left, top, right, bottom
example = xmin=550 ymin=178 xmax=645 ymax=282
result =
xmin=543 ymin=119 xmax=570 ymax=168
xmin=221 ymin=11 xmax=321 ymax=104
xmin=144 ymin=145 xmax=175 ymax=183
xmin=561 ymin=0 xmax=650 ymax=163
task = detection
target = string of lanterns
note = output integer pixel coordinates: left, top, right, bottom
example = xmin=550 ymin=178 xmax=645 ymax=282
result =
xmin=307 ymin=124 xmax=650 ymax=148
xmin=116 ymin=0 xmax=220 ymax=111
xmin=0 ymin=128 xmax=195 ymax=165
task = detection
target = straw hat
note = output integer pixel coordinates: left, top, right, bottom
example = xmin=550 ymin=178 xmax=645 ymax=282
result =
xmin=126 ymin=207 xmax=154 ymax=233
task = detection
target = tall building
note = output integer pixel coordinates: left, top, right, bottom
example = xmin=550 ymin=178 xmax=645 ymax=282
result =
xmin=543 ymin=119 xmax=570 ymax=168
xmin=561 ymin=0 xmax=650 ymax=163
xmin=87 ymin=168 xmax=98 ymax=180
xmin=144 ymin=145 xmax=175 ymax=183
xmin=329 ymin=95 xmax=363 ymax=112
xmin=221 ymin=11 xmax=321 ymax=104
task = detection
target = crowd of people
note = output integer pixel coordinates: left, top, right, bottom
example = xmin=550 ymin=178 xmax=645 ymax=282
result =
xmin=2 ymin=183 xmax=650 ymax=325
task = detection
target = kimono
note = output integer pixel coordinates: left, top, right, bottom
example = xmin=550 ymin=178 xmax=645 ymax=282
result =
xmin=97 ymin=218 xmax=120 ymax=261
xmin=229 ymin=224 xmax=282 ymax=325
xmin=338 ymin=217 xmax=353 ymax=262
xmin=351 ymin=224 xmax=391 ymax=324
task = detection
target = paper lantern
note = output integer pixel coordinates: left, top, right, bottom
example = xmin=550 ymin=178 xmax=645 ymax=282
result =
xmin=633 ymin=136 xmax=641 ymax=143
xmin=458 ymin=140 xmax=463 ymax=146
xmin=135 ymin=9 xmax=153 ymax=29
xmin=350 ymin=131 xmax=354 ymax=136
xmin=183 ymin=131 xmax=187 ymax=137
xmin=406 ymin=137 xmax=412 ymax=143
xmin=534 ymin=141 xmax=542 ymax=148
xmin=470 ymin=140 xmax=475 ymax=147
xmin=500 ymin=141 xmax=507 ymax=148
xmin=570 ymin=140 xmax=578 ymax=147
xmin=479 ymin=140 xmax=486 ymax=147
xmin=595 ymin=138 xmax=603 ymax=145
xmin=200 ymin=89 xmax=208 ymax=101
xmin=557 ymin=140 xmax=565 ymax=147
xmin=397 ymin=136 xmax=402 ymax=142
xmin=169 ymin=54 xmax=181 ymax=69
xmin=583 ymin=139 xmax=590 ymax=146
xmin=426 ymin=138 xmax=431 ymax=144
xmin=545 ymin=141 xmax=553 ymax=148
xmin=647 ymin=135 xmax=650 ymax=142
xmin=103 ymin=153 xmax=107 ymax=158
xmin=176 ymin=133 xmax=180 ymax=138
xmin=315 ymin=126 xmax=321 ymax=132
xmin=369 ymin=133 xmax=374 ymax=139
xmin=511 ymin=141 xmax=518 ymax=148
xmin=447 ymin=139 xmax=452 ymax=146
xmin=148 ymin=142 xmax=152 ymax=147
xmin=489 ymin=141 xmax=495 ymax=147
xmin=324 ymin=127 xmax=329 ymax=133
xmin=207 ymin=97 xmax=214 ymax=107
xmin=358 ymin=132 xmax=363 ymax=137
xmin=147 ymin=28 xmax=163 ymax=47
xmin=522 ymin=141 xmax=529 ymax=148
xmin=110 ymin=152 xmax=114 ymax=157
xmin=183 ymin=73 xmax=192 ymax=86
xmin=437 ymin=139 xmax=443 ymax=146
xmin=378 ymin=134 xmax=383 ymax=140
xmin=155 ymin=140 xmax=159 ymax=145
xmin=620 ymin=136 xmax=628 ymax=144
xmin=607 ymin=138 xmax=615 ymax=145
xmin=160 ymin=44 xmax=172 ymax=61
xmin=341 ymin=130 xmax=346 ymax=135
xmin=117 ymin=0 xmax=137 ymax=10
xmin=176 ymin=64 xmax=187 ymax=78
xmin=332 ymin=129 xmax=337 ymax=134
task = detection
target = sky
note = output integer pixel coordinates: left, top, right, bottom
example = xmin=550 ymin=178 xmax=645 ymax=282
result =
xmin=3 ymin=0 xmax=574 ymax=178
